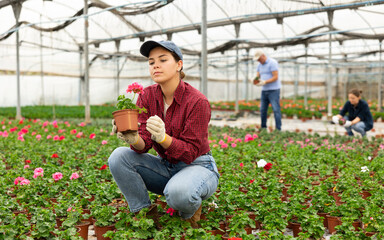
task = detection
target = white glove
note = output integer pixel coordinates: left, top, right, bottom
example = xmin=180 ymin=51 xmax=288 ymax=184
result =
xmin=343 ymin=120 xmax=352 ymax=128
xmin=256 ymin=80 xmax=266 ymax=86
xmin=146 ymin=115 xmax=166 ymax=143
xmin=332 ymin=115 xmax=339 ymax=124
xmin=112 ymin=119 xmax=139 ymax=144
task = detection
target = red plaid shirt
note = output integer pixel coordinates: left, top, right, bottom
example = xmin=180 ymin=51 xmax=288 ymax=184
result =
xmin=132 ymin=80 xmax=211 ymax=164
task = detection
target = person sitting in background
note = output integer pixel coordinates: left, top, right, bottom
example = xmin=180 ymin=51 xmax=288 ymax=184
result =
xmin=332 ymin=88 xmax=373 ymax=137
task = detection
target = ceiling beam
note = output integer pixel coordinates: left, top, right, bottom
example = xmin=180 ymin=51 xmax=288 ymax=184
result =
xmin=86 ymin=0 xmax=384 ymax=45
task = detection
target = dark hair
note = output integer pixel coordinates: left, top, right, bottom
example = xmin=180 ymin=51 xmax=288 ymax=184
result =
xmin=349 ymin=88 xmax=362 ymax=97
xmin=170 ymin=51 xmax=185 ymax=79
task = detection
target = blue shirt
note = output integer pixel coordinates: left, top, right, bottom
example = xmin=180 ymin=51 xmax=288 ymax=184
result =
xmin=257 ymin=57 xmax=281 ymax=91
xmin=339 ymin=99 xmax=373 ymax=131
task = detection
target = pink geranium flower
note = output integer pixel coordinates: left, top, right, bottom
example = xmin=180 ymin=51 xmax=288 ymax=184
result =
xmin=24 ymin=165 xmax=30 ymax=169
xmin=20 ymin=179 xmax=30 ymax=185
xmin=53 ymin=135 xmax=60 ymax=140
xmin=47 ymin=135 xmax=52 ymax=139
xmin=70 ymin=129 xmax=77 ymax=134
xmin=220 ymin=143 xmax=228 ymax=148
xmin=52 ymin=172 xmax=63 ymax=181
xmin=14 ymin=177 xmax=25 ymax=185
xmin=33 ymin=167 xmax=44 ymax=178
xmin=101 ymin=140 xmax=108 ymax=145
xmin=231 ymin=143 xmax=237 ymax=148
xmin=79 ymin=122 xmax=86 ymax=127
xmin=166 ymin=207 xmax=175 ymax=216
xmin=36 ymin=134 xmax=41 ymax=140
xmin=244 ymin=134 xmax=254 ymax=142
xmin=70 ymin=172 xmax=80 ymax=180
xmin=89 ymin=133 xmax=96 ymax=139
xmin=126 ymin=82 xmax=144 ymax=94
xmin=76 ymin=132 xmax=83 ymax=138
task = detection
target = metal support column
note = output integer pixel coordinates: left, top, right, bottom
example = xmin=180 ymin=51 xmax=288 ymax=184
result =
xmin=234 ymin=23 xmax=240 ymax=113
xmin=39 ymin=14 xmax=45 ymax=105
xmin=378 ymin=40 xmax=383 ymax=112
xmin=84 ymin=0 xmax=91 ymax=123
xmin=244 ymin=49 xmax=249 ymax=101
xmin=294 ymin=65 xmax=299 ymax=101
xmin=201 ymin=0 xmax=208 ymax=97
xmin=12 ymin=2 xmax=22 ymax=120
xmin=115 ymin=40 xmax=121 ymax=99
xmin=327 ymin=11 xmax=334 ymax=118
xmin=78 ymin=47 xmax=84 ymax=105
xmin=304 ymin=45 xmax=308 ymax=107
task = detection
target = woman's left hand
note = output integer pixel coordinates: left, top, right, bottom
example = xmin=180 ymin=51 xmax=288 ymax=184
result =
xmin=146 ymin=115 xmax=166 ymax=143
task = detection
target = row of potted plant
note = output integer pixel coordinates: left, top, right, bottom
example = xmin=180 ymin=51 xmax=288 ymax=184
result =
xmin=1 ymin=117 xmax=384 ymax=239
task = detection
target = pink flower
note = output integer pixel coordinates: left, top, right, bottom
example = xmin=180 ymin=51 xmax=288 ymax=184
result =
xmin=52 ymin=172 xmax=63 ymax=181
xmin=79 ymin=122 xmax=86 ymax=127
xmin=244 ymin=134 xmax=254 ymax=142
xmin=70 ymin=129 xmax=77 ymax=134
xmin=218 ymin=140 xmax=225 ymax=145
xmin=20 ymin=179 xmax=30 ymax=185
xmin=53 ymin=135 xmax=60 ymax=140
xmin=76 ymin=132 xmax=83 ymax=138
xmin=89 ymin=133 xmax=96 ymax=139
xmin=14 ymin=176 xmax=25 ymax=185
xmin=253 ymin=134 xmax=258 ymax=139
xmin=24 ymin=165 xmax=30 ymax=169
xmin=33 ymin=167 xmax=44 ymax=178
xmin=101 ymin=140 xmax=108 ymax=145
xmin=36 ymin=134 xmax=41 ymax=140
xmin=18 ymin=135 xmax=24 ymax=141
xmin=166 ymin=207 xmax=175 ymax=216
xmin=67 ymin=207 xmax=73 ymax=212
xmin=220 ymin=143 xmax=228 ymax=148
xmin=70 ymin=172 xmax=80 ymax=180
xmin=47 ymin=135 xmax=52 ymax=139
xmin=59 ymin=135 xmax=65 ymax=140
xmin=2 ymin=131 xmax=8 ymax=137
xmin=231 ymin=143 xmax=237 ymax=148
xmin=239 ymin=163 xmax=244 ymax=168
xmin=212 ymin=144 xmax=218 ymax=148
xmin=126 ymin=82 xmax=144 ymax=94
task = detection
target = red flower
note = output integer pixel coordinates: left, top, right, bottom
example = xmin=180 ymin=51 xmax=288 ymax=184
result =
xmin=229 ymin=238 xmax=242 ymax=240
xmin=100 ymin=164 xmax=108 ymax=170
xmin=19 ymin=120 xmax=23 ymax=124
xmin=51 ymin=153 xmax=59 ymax=158
xmin=89 ymin=133 xmax=96 ymax=139
xmin=239 ymin=163 xmax=244 ymax=168
xmin=264 ymin=162 xmax=273 ymax=171
xmin=25 ymin=160 xmax=31 ymax=164
xmin=250 ymin=179 xmax=255 ymax=184
xmin=166 ymin=208 xmax=175 ymax=216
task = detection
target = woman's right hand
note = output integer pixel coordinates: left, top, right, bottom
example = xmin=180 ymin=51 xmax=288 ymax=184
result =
xmin=112 ymin=119 xmax=139 ymax=144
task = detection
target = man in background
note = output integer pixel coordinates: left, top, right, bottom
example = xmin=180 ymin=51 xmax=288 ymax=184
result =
xmin=253 ymin=50 xmax=282 ymax=131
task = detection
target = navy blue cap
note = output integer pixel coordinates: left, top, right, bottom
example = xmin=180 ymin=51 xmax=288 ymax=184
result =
xmin=140 ymin=40 xmax=183 ymax=61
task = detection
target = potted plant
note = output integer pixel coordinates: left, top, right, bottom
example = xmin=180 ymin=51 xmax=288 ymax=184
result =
xmin=112 ymin=82 xmax=147 ymax=133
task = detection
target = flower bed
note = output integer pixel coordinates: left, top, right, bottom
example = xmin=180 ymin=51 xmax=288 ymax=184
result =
xmin=1 ymin=118 xmax=384 ymax=239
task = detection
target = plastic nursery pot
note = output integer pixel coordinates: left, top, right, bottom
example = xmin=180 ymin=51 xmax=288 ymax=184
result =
xmin=94 ymin=224 xmax=115 ymax=240
xmin=76 ymin=221 xmax=91 ymax=240
xmin=112 ymin=109 xmax=139 ymax=133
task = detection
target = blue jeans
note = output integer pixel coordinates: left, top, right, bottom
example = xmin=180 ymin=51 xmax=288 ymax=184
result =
xmin=344 ymin=116 xmax=367 ymax=136
xmin=260 ymin=89 xmax=282 ymax=130
xmin=108 ymin=147 xmax=219 ymax=219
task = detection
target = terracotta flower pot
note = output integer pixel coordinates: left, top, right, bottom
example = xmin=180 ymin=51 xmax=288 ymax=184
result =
xmin=327 ymin=215 xmax=341 ymax=234
xmin=112 ymin=109 xmax=139 ymax=133
xmin=76 ymin=221 xmax=91 ymax=240
xmin=94 ymin=224 xmax=115 ymax=240
xmin=317 ymin=212 xmax=328 ymax=228
xmin=289 ymin=222 xmax=302 ymax=237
